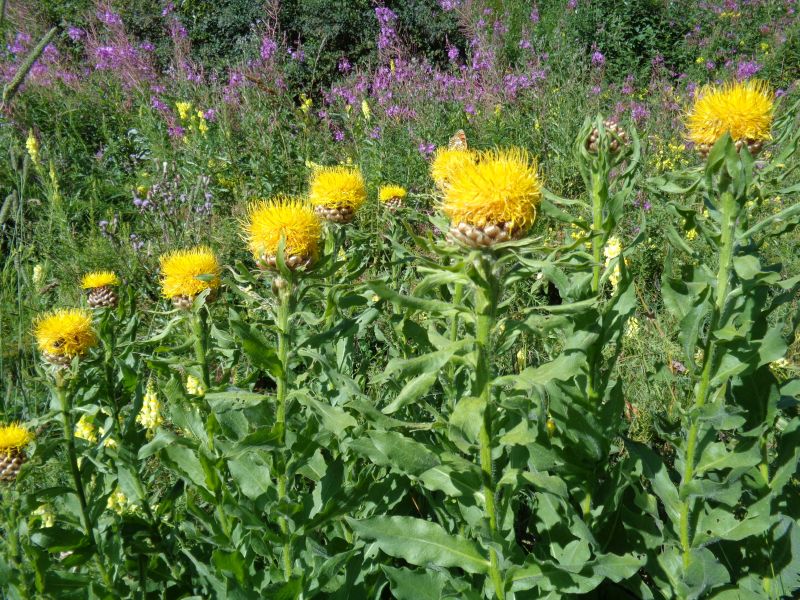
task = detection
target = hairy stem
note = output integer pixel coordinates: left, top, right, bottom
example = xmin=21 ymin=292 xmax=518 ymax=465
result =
xmin=276 ymin=279 xmax=293 ymax=580
xmin=191 ymin=309 xmax=210 ymax=389
xmin=679 ymin=191 xmax=737 ymax=570
xmin=590 ymin=170 xmax=606 ymax=295
xmin=56 ymin=381 xmax=112 ymax=588
xmin=473 ymin=257 xmax=505 ymax=600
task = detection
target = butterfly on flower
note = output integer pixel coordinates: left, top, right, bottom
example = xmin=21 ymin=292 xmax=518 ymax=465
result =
xmin=448 ymin=129 xmax=468 ymax=150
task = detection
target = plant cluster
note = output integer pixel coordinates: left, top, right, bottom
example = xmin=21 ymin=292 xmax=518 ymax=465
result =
xmin=1 ymin=77 xmax=799 ymax=599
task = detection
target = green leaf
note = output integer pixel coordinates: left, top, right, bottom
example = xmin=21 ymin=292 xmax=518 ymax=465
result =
xmin=695 ymin=440 xmax=761 ymax=475
xmin=381 ymin=566 xmax=446 ymax=600
xmin=382 ymin=372 xmax=439 ymax=414
xmin=448 ymin=396 xmax=486 ymax=448
xmin=497 ymin=353 xmax=582 ymax=389
xmin=347 ymin=516 xmax=489 ymax=574
xmin=349 ymin=431 xmax=440 ymax=477
xmin=227 ymin=450 xmax=272 ymax=500
xmin=228 ymin=309 xmax=282 ymax=377
xmin=381 ymin=343 xmax=467 ymax=381
xmin=302 ymin=396 xmax=358 ymax=434
xmin=162 ymin=443 xmax=208 ymax=491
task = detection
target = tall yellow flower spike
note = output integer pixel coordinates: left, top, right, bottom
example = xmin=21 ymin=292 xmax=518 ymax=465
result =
xmin=308 ymin=166 xmax=367 ymax=223
xmin=81 ymin=271 xmax=119 ymax=289
xmin=159 ymin=246 xmax=221 ymax=303
xmin=443 ymin=148 xmax=541 ymax=248
xmin=430 ymin=147 xmax=478 ymax=191
xmin=35 ymin=308 xmax=97 ymax=363
xmin=686 ymin=80 xmax=774 ymax=156
xmin=245 ymin=195 xmax=322 ymax=270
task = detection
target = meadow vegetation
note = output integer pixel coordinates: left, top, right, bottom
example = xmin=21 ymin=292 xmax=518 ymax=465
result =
xmin=1 ymin=0 xmax=799 ymax=598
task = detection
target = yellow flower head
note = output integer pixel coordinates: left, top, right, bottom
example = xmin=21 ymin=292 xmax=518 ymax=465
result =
xmin=379 ymin=185 xmax=407 ymax=203
xmin=244 ymin=196 xmax=322 ymax=261
xmin=442 ymin=148 xmax=541 ymax=233
xmin=74 ymin=415 xmax=98 ymax=443
xmin=0 ymin=423 xmax=33 ymax=452
xmin=604 ymin=236 xmax=623 ymax=260
xmin=35 ymin=308 xmax=97 ymax=358
xmin=81 ymin=271 xmax=120 ymax=289
xmin=186 ymin=375 xmax=205 ymax=397
xmin=137 ymin=381 xmax=163 ymax=431
xmin=308 ymin=166 xmax=367 ymax=211
xmin=26 ymin=130 xmax=39 ymax=165
xmin=430 ymin=147 xmax=478 ymax=191
xmin=176 ymin=101 xmax=192 ymax=121
xmin=159 ymin=247 xmax=221 ymax=299
xmin=686 ymin=80 xmax=774 ymax=147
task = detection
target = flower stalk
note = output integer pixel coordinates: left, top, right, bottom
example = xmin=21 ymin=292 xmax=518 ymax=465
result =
xmin=472 ymin=255 xmax=505 ymax=600
xmin=679 ymin=190 xmax=738 ymax=570
xmin=55 ymin=377 xmax=112 ymax=587
xmin=275 ymin=275 xmax=294 ymax=580
xmin=191 ymin=308 xmax=210 ymax=389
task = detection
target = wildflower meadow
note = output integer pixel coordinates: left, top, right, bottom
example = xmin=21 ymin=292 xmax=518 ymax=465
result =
xmin=2 ymin=0 xmax=800 ymax=598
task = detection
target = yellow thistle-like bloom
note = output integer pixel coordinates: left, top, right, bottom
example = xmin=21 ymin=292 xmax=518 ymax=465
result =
xmin=379 ymin=185 xmax=407 ymax=203
xmin=686 ymin=80 xmax=773 ymax=147
xmin=81 ymin=271 xmax=120 ymax=289
xmin=245 ymin=196 xmax=322 ymax=262
xmin=35 ymin=308 xmax=97 ymax=359
xmin=137 ymin=382 xmax=163 ymax=431
xmin=159 ymin=247 xmax=221 ymax=299
xmin=0 ymin=423 xmax=33 ymax=452
xmin=74 ymin=415 xmax=98 ymax=443
xmin=430 ymin=147 xmax=478 ymax=191
xmin=308 ymin=166 xmax=367 ymax=210
xmin=442 ymin=148 xmax=541 ymax=233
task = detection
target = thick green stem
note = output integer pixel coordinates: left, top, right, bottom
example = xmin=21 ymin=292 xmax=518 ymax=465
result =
xmin=590 ymin=171 xmax=605 ymax=295
xmin=191 ymin=309 xmax=210 ymax=389
xmin=447 ymin=283 xmax=464 ymax=406
xmin=56 ymin=382 xmax=112 ymax=588
xmin=473 ymin=259 xmax=505 ymax=600
xmin=275 ymin=280 xmax=293 ymax=580
xmin=679 ymin=192 xmax=737 ymax=570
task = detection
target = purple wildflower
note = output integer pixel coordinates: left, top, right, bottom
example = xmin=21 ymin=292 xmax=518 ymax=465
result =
xmin=67 ymin=27 xmax=85 ymax=41
xmin=591 ymin=50 xmax=606 ymax=67
xmin=97 ymin=9 xmax=123 ymax=26
xmin=736 ymin=60 xmax=762 ymax=80
xmin=260 ymin=36 xmax=278 ymax=62
xmin=418 ymin=142 xmax=435 ymax=157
